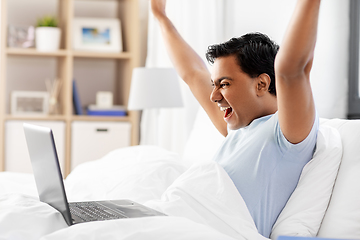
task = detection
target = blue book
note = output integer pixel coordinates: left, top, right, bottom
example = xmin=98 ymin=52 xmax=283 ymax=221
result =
xmin=277 ymin=237 xmax=353 ymax=240
xmin=72 ymin=80 xmax=83 ymax=115
xmin=87 ymin=105 xmax=126 ymax=117
xmin=87 ymin=110 xmax=127 ymax=116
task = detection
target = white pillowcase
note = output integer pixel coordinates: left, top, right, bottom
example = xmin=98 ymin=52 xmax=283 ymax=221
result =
xmin=270 ymin=125 xmax=342 ymax=239
xmin=182 ymin=108 xmax=225 ymax=167
xmin=65 ymin=146 xmax=186 ymax=204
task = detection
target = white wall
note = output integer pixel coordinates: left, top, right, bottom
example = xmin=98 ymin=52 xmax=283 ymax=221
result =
xmin=312 ymin=0 xmax=349 ymax=118
xmin=222 ymin=0 xmax=350 ymax=119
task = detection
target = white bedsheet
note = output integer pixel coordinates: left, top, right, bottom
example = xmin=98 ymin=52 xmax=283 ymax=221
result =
xmin=0 ymin=146 xmax=266 ymax=240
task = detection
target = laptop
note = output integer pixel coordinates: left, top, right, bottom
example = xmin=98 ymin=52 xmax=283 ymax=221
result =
xmin=23 ymin=123 xmax=166 ymax=226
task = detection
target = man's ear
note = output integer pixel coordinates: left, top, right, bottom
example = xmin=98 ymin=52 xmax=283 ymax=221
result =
xmin=256 ymin=73 xmax=271 ymax=97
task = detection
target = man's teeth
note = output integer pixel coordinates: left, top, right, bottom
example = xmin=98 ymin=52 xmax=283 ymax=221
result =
xmin=220 ymin=107 xmax=231 ymax=112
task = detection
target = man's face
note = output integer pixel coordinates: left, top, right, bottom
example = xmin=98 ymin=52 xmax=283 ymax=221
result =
xmin=210 ymin=55 xmax=260 ymax=130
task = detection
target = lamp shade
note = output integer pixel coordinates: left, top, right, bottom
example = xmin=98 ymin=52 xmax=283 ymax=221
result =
xmin=128 ymin=67 xmax=184 ymax=110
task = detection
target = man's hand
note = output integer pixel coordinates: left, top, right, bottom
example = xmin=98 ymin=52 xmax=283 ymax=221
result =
xmin=150 ymin=0 xmax=167 ymax=20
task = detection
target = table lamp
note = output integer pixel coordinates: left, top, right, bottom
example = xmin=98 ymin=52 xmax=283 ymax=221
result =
xmin=128 ymin=67 xmax=184 ymax=145
xmin=128 ymin=67 xmax=184 ymax=110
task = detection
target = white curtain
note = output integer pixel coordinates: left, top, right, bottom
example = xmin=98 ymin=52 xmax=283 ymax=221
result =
xmin=143 ymin=0 xmax=349 ymax=155
xmin=142 ymin=0 xmax=225 ymax=155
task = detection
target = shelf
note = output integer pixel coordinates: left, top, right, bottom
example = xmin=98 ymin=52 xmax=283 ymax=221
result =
xmin=72 ymin=51 xmax=132 ymax=59
xmin=6 ymin=48 xmax=133 ymax=60
xmin=6 ymin=48 xmax=68 ymax=57
xmin=5 ymin=115 xmax=67 ymax=121
xmin=5 ymin=114 xmax=131 ymax=123
xmin=74 ymin=0 xmax=121 ymax=2
xmin=6 ymin=48 xmax=132 ymax=60
xmin=72 ymin=115 xmax=131 ymax=122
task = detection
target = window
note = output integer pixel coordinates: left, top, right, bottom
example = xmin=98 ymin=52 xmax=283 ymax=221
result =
xmin=348 ymin=0 xmax=360 ymax=118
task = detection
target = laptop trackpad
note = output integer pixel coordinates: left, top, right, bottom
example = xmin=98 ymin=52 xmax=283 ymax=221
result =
xmin=102 ymin=200 xmax=166 ymax=217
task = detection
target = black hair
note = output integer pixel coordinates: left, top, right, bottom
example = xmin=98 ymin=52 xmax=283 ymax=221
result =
xmin=206 ymin=32 xmax=279 ymax=95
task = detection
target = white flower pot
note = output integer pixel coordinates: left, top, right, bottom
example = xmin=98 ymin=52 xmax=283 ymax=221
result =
xmin=35 ymin=27 xmax=61 ymax=52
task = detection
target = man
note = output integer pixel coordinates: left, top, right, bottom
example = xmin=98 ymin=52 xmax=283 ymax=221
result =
xmin=150 ymin=0 xmax=320 ymax=237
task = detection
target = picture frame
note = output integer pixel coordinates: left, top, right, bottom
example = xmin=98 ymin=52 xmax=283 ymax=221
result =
xmin=11 ymin=91 xmax=49 ymax=115
xmin=72 ymin=18 xmax=122 ymax=52
xmin=8 ymin=24 xmax=35 ymax=48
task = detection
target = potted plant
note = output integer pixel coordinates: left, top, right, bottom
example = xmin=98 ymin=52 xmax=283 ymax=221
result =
xmin=35 ymin=15 xmax=61 ymax=52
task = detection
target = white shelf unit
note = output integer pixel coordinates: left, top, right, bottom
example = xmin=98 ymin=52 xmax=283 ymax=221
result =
xmin=0 ymin=0 xmax=141 ymax=176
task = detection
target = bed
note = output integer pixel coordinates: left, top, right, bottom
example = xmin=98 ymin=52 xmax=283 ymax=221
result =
xmin=0 ymin=108 xmax=359 ymax=240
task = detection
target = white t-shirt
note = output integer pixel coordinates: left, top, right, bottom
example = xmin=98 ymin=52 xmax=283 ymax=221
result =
xmin=213 ymin=112 xmax=319 ymax=237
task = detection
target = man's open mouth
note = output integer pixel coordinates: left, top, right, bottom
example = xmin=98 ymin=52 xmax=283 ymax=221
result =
xmin=220 ymin=106 xmax=233 ymax=119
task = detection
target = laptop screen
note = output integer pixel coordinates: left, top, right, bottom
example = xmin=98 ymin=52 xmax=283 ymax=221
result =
xmin=23 ymin=123 xmax=72 ymax=225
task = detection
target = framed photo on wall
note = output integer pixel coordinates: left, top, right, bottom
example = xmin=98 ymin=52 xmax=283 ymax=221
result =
xmin=11 ymin=91 xmax=49 ymax=115
xmin=72 ymin=18 xmax=122 ymax=52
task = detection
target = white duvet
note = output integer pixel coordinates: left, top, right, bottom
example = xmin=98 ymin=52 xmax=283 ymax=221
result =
xmin=0 ymin=124 xmax=342 ymax=240
xmin=0 ymin=146 xmax=267 ymax=240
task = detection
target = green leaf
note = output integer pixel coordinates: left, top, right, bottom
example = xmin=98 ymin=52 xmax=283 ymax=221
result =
xmin=37 ymin=15 xmax=58 ymax=27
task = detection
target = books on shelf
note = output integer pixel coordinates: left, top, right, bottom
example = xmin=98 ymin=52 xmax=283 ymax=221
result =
xmin=73 ymin=80 xmax=126 ymax=117
xmin=72 ymin=80 xmax=83 ymax=115
xmin=87 ymin=105 xmax=127 ymax=117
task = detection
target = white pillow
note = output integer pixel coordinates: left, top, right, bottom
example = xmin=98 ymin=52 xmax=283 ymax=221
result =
xmin=65 ymin=146 xmax=186 ymax=204
xmin=270 ymin=125 xmax=342 ymax=239
xmin=182 ymin=108 xmax=225 ymax=167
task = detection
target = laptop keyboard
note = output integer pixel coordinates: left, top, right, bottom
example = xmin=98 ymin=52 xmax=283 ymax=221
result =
xmin=69 ymin=202 xmax=127 ymax=222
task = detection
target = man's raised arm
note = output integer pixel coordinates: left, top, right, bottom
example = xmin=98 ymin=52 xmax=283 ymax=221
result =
xmin=275 ymin=0 xmax=321 ymax=144
xmin=150 ymin=0 xmax=227 ymax=136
